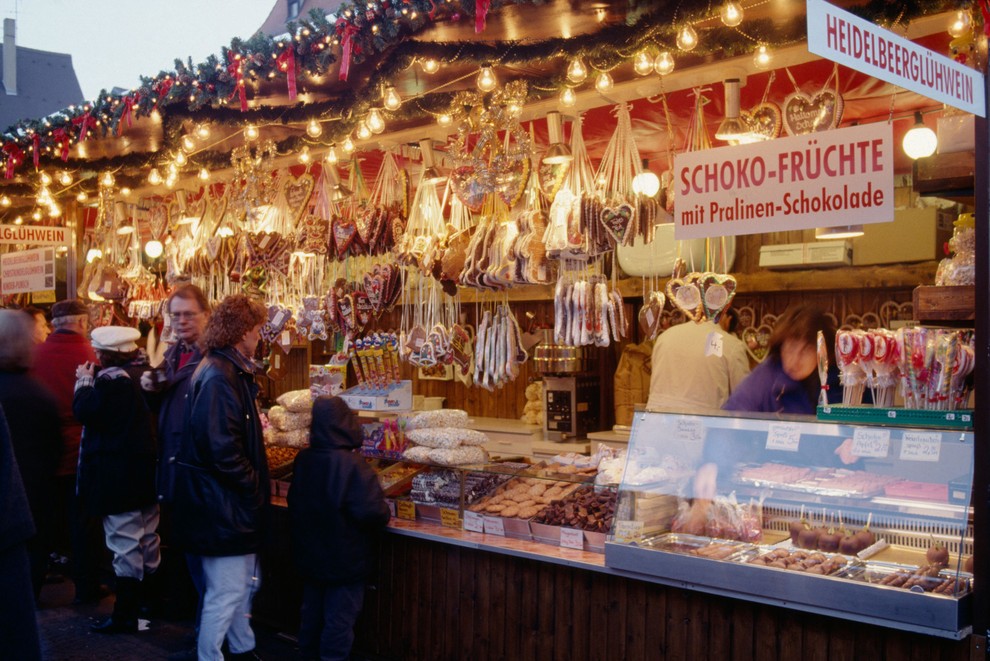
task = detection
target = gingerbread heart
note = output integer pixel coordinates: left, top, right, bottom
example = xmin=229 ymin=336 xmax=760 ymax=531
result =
xmin=332 ymin=218 xmax=358 ymax=260
xmin=698 ymin=272 xmax=738 ymax=322
xmin=666 ymin=275 xmax=703 ymax=322
xmin=538 ymin=160 xmax=570 ymax=200
xmin=405 ymin=325 xmax=427 ymax=357
xmin=742 ymin=324 xmax=772 ymax=363
xmin=496 ymin=157 xmax=530 ymax=208
xmin=364 ymin=273 xmax=384 ymax=315
xmin=337 ymin=294 xmax=356 ymax=334
xmin=841 ymin=313 xmax=864 ymax=330
xmin=735 ymin=305 xmax=756 ymax=331
xmin=354 ymin=291 xmax=373 ymax=328
xmin=742 ymin=102 xmax=782 ymax=141
xmin=355 ymin=205 xmax=376 ymax=246
xmin=600 ymin=203 xmax=636 ymax=246
xmin=449 ymin=324 xmax=472 ymax=368
xmin=638 ymin=291 xmax=666 ymax=340
xmin=450 ymin=165 xmax=488 ymax=213
xmin=783 ymin=90 xmax=844 ymax=136
xmin=860 ymin=311 xmax=881 ymax=329
xmin=283 ymin=172 xmax=315 ymax=224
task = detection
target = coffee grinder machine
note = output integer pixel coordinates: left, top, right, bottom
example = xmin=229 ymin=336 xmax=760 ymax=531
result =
xmin=533 ymin=333 xmax=601 ymax=441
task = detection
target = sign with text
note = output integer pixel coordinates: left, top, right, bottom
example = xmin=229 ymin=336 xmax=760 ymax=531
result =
xmin=674 ymin=123 xmax=893 ymax=239
xmin=0 ymin=224 xmax=69 ymax=245
xmin=899 ymin=432 xmax=941 ymax=462
xmin=560 ymin=528 xmax=584 ymax=550
xmin=463 ymin=510 xmax=485 ymax=533
xmin=483 ymin=516 xmax=505 ymax=536
xmin=852 ymin=428 xmax=891 ymax=458
xmin=766 ymin=422 xmax=802 ymax=452
xmin=1 ymin=247 xmax=55 ymax=294
xmin=396 ymin=500 xmax=416 ymax=521
xmin=807 ymin=0 xmax=985 ymax=116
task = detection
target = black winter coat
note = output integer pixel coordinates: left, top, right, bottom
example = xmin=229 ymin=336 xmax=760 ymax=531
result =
xmin=72 ymin=367 xmax=157 ymax=517
xmin=172 ymin=348 xmax=269 ymax=556
xmin=153 ymin=342 xmax=204 ymax=503
xmin=0 ymin=405 xmax=35 ymax=552
xmin=287 ymin=396 xmax=390 ymax=584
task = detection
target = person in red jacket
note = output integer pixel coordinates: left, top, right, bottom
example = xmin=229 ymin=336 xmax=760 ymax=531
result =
xmin=30 ymin=299 xmax=103 ymax=604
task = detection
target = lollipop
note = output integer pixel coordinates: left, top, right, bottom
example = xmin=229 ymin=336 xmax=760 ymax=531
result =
xmin=835 ymin=330 xmax=865 ymax=405
xmin=871 ymin=330 xmax=899 ymax=407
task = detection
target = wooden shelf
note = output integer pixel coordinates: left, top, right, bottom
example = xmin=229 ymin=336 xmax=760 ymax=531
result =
xmin=913 ymin=284 xmax=975 ymax=321
xmin=913 ymin=152 xmax=975 ymax=205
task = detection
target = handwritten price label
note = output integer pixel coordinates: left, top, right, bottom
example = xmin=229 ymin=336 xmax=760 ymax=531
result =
xmin=675 ymin=417 xmax=704 ymax=443
xmin=899 ymin=432 xmax=941 ymax=462
xmin=483 ymin=516 xmax=505 ymax=536
xmin=463 ymin=510 xmax=485 ymax=533
xmin=704 ymin=331 xmax=724 ymax=358
xmin=560 ymin=528 xmax=584 ymax=550
xmin=612 ymin=520 xmax=644 ymax=544
xmin=766 ymin=423 xmax=801 ymax=452
xmin=386 ymin=499 xmax=397 ymax=518
xmin=440 ymin=508 xmax=462 ymax=529
xmin=852 ymin=428 xmax=891 ymax=458
xmin=396 ymin=500 xmax=416 ymax=521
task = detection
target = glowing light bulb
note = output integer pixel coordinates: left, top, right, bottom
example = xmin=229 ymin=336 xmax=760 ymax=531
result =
xmin=567 ymin=57 xmax=587 ymax=83
xmin=326 ymin=146 xmax=338 ymax=164
xmin=298 ymin=146 xmax=312 ymax=164
xmin=198 ymin=167 xmax=210 ymax=181
xmin=13 ymin=216 xmax=22 ymax=224
xmin=31 ymin=209 xmax=42 ymax=221
xmin=356 ymin=121 xmax=372 ymax=140
xmin=422 ymin=58 xmax=440 ymax=74
xmin=244 ymin=124 xmax=259 ymax=141
xmin=560 ymin=87 xmax=577 ymax=108
xmin=101 ymin=172 xmax=115 ymax=187
xmin=306 ymin=119 xmax=322 ymax=138
xmin=903 ymin=112 xmax=938 ymax=159
xmin=477 ymin=66 xmax=497 ymax=92
xmin=182 ymin=134 xmax=196 ymax=152
xmin=595 ymin=71 xmax=613 ymax=93
xmin=49 ymin=203 xmax=62 ymax=218
xmin=438 ymin=113 xmax=452 ymax=126
xmin=0 ymin=195 xmax=9 ymax=207
xmin=148 ymin=168 xmax=163 ymax=185
xmin=633 ymin=51 xmax=654 ymax=76
xmin=76 ymin=191 xmax=88 ymax=202
xmin=59 ymin=170 xmax=72 ymax=186
xmin=120 ymin=187 xmax=132 ymax=197
xmin=86 ymin=248 xmax=103 ymax=263
xmin=383 ymin=86 xmax=402 ymax=111
xmin=676 ymin=24 xmax=698 ymax=51
xmin=948 ymin=10 xmax=972 ymax=38
xmin=720 ymin=2 xmax=744 ymax=27
xmin=175 ymin=151 xmax=188 ymax=166
xmin=654 ymin=51 xmax=675 ymax=75
xmin=195 ymin=124 xmax=211 ymax=140
xmin=753 ymin=44 xmax=773 ymax=69
xmin=40 ymin=172 xmax=52 ymax=185
xmin=367 ymin=108 xmax=386 ymax=134
xmin=144 ymin=240 xmax=164 ymax=258
xmin=342 ymin=137 xmax=355 ymax=153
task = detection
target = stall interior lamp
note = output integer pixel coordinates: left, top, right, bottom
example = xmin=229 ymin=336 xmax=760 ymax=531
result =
xmin=477 ymin=65 xmax=497 ymax=92
xmin=326 ymin=145 xmax=339 ymax=164
xmin=356 ymin=121 xmax=373 ymax=141
xmin=655 ymin=51 xmax=675 ymax=76
xmin=815 ymin=225 xmax=864 ymax=240
xmin=58 ymin=170 xmax=72 ymax=186
xmin=86 ymin=248 xmax=103 ymax=263
xmin=720 ymin=2 xmax=744 ymax=27
xmin=100 ymin=171 xmax=115 ymax=187
xmin=0 ymin=195 xmax=10 ymax=207
xmin=367 ymin=108 xmax=386 ymax=134
xmin=144 ymin=239 xmax=164 ymax=259
xmin=244 ymin=124 xmax=260 ymax=141
xmin=437 ymin=113 xmax=453 ymax=126
xmin=715 ymin=79 xmax=761 ymax=143
xmin=632 ymin=159 xmax=661 ymax=197
xmin=903 ymin=112 xmax=938 ymax=159
xmin=419 ymin=138 xmax=448 ymax=184
xmin=676 ymin=24 xmax=698 ymax=51
xmin=542 ymin=112 xmax=573 ymax=164
xmin=566 ymin=57 xmax=588 ymax=83
xmin=325 ymin=166 xmax=352 ymax=201
xmin=421 ymin=58 xmax=440 ymax=74
xmin=195 ymin=123 xmax=211 ymax=140
xmin=342 ymin=136 xmax=355 ymax=153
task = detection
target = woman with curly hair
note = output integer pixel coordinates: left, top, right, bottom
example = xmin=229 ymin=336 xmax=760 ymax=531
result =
xmin=171 ymin=294 xmax=269 ymax=661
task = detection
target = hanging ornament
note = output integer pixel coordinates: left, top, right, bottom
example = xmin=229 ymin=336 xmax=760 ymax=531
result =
xmin=275 ymin=47 xmax=298 ymax=101
xmin=676 ymin=24 xmax=698 ymax=51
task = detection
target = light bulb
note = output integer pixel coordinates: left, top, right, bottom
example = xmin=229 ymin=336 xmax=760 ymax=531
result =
xmin=49 ymin=203 xmax=61 ymax=218
xmin=198 ymin=167 xmax=210 ymax=181
xmin=507 ymin=101 xmax=523 ymax=117
xmin=567 ymin=57 xmax=587 ymax=83
xmin=182 ymin=134 xmax=196 ymax=152
xmin=306 ymin=119 xmax=322 ymax=138
xmin=245 ymin=124 xmax=259 ymax=140
xmin=720 ymin=2 xmax=744 ymax=27
xmin=654 ymin=51 xmax=675 ymax=75
xmin=595 ymin=71 xmax=613 ymax=93
xmin=40 ymin=172 xmax=52 ymax=185
xmin=383 ymin=86 xmax=402 ymax=111
xmin=165 ymin=175 xmax=176 ymax=189
xmin=438 ymin=113 xmax=452 ymax=126
xmin=342 ymin=136 xmax=355 ymax=153
xmin=13 ymin=216 xmax=22 ymax=224
xmin=76 ymin=191 xmax=88 ymax=202
xmin=0 ymin=195 xmax=9 ymax=207
xmin=59 ymin=171 xmax=72 ymax=186
xmin=633 ymin=51 xmax=654 ymax=76
xmin=676 ymin=24 xmax=698 ymax=51
xmin=367 ymin=108 xmax=386 ymax=134
xmin=148 ymin=168 xmax=162 ymax=185
xmin=31 ymin=209 xmax=42 ymax=221
xmin=175 ymin=151 xmax=188 ymax=166
xmin=903 ymin=112 xmax=938 ymax=159
xmin=100 ymin=172 xmax=115 ymax=187
xmin=421 ymin=58 xmax=440 ymax=74
xmin=86 ymin=248 xmax=103 ymax=263
xmin=753 ymin=45 xmax=773 ymax=69
xmin=477 ymin=66 xmax=497 ymax=92
xmin=326 ymin=146 xmax=339 ymax=164
xmin=356 ymin=121 xmax=372 ymax=140
xmin=120 ymin=187 xmax=131 ymax=197
xmin=948 ymin=10 xmax=972 ymax=38
xmin=560 ymin=87 xmax=577 ymax=108
xmin=144 ymin=240 xmax=164 ymax=259
xmin=632 ymin=170 xmax=661 ymax=197
xmin=299 ymin=146 xmax=312 ymax=164
xmin=195 ymin=123 xmax=211 ymax=140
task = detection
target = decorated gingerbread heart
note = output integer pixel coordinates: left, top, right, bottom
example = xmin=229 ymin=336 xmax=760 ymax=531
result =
xmin=638 ymin=291 xmax=666 ymax=340
xmin=698 ymin=272 xmax=738 ymax=323
xmin=332 ymin=218 xmax=358 ymax=260
xmin=600 ymin=202 xmax=636 ymax=246
xmin=666 ymin=274 xmax=703 ymax=322
xmin=742 ymin=324 xmax=772 ymax=363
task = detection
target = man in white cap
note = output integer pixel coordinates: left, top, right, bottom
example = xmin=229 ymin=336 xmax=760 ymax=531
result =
xmin=73 ymin=325 xmax=159 ymax=634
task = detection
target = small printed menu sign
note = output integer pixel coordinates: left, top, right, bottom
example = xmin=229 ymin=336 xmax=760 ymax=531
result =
xmin=463 ymin=511 xmax=485 ymax=533
xmin=396 ymin=500 xmax=416 ymax=521
xmin=440 ymin=508 xmax=462 ymax=529
xmin=560 ymin=528 xmax=584 ymax=550
xmin=483 ymin=516 xmax=506 ymax=536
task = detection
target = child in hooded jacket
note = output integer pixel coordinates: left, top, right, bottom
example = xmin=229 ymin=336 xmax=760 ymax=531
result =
xmin=287 ymin=396 xmax=391 ymax=661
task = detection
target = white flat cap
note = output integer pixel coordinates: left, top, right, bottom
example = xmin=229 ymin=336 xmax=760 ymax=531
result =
xmin=91 ymin=325 xmax=141 ymax=353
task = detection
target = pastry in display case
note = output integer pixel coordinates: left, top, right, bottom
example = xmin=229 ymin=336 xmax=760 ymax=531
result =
xmin=605 ymin=410 xmax=974 ymax=638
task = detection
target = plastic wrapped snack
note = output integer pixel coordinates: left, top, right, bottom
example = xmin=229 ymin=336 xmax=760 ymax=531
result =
xmin=407 ymin=427 xmax=489 ymax=449
xmin=404 ymin=408 xmax=469 ymax=431
xmin=427 ymin=445 xmax=487 ymax=466
xmin=276 ymin=389 xmax=314 ymax=413
xmin=402 ymin=445 xmax=434 ymax=463
xmin=268 ymin=405 xmax=312 ymax=432
xmin=269 ymin=428 xmax=310 ymax=448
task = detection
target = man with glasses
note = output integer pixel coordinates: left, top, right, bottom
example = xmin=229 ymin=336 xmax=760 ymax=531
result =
xmin=31 ymin=299 xmax=102 ymax=604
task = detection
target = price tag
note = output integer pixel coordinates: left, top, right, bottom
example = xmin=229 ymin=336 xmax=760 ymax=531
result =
xmin=675 ymin=417 xmax=704 ymax=443
xmin=900 ymin=432 xmax=942 ymax=462
xmin=440 ymin=508 xmax=462 ymax=529
xmin=396 ymin=500 xmax=416 ymax=521
xmin=704 ymin=331 xmax=724 ymax=358
xmin=463 ymin=510 xmax=485 ymax=533
xmin=612 ymin=520 xmax=643 ymax=544
xmin=766 ymin=422 xmax=801 ymax=452
xmin=560 ymin=528 xmax=584 ymax=550
xmin=483 ymin=516 xmax=505 ymax=536
xmin=386 ymin=499 xmax=396 ymax=518
xmin=852 ymin=428 xmax=891 ymax=458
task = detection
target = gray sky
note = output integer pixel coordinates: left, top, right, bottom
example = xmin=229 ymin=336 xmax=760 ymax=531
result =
xmin=1 ymin=0 xmax=279 ymax=100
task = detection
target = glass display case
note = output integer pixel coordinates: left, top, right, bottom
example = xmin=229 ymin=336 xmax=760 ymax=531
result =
xmin=605 ymin=409 xmax=974 ymax=639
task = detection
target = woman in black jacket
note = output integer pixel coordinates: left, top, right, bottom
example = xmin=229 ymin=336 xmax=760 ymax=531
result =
xmin=287 ymin=396 xmax=391 ymax=661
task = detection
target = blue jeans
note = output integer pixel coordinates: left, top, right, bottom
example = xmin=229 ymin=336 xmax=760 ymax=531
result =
xmin=196 ymin=554 xmax=260 ymax=661
xmin=298 ymin=582 xmax=365 ymax=661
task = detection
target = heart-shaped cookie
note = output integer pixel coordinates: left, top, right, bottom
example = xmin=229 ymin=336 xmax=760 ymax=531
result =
xmin=666 ymin=275 xmax=703 ymax=322
xmin=841 ymin=313 xmax=864 ymax=330
xmin=354 ymin=205 xmax=376 ymax=246
xmin=735 ymin=305 xmax=755 ymax=331
xmin=742 ymin=102 xmax=782 ymax=141
xmin=638 ymin=291 xmax=667 ymax=340
xmin=283 ymin=172 xmax=315 ymax=224
xmin=783 ymin=90 xmax=844 ymax=136
xmin=538 ymin=160 xmax=570 ymax=200
xmin=332 ymin=218 xmax=358 ymax=260
xmin=860 ymin=311 xmax=881 ymax=329
xmin=337 ymin=294 xmax=356 ymax=335
xmin=354 ymin=291 xmax=373 ymax=328
xmin=742 ymin=324 xmax=772 ymax=363
xmin=698 ymin=272 xmax=738 ymax=322
xmin=878 ymin=301 xmax=913 ymax=328
xmin=601 ymin=202 xmax=636 ymax=246
xmin=450 ymin=165 xmax=488 ymax=213
xmin=364 ymin=273 xmax=384 ymax=316
xmin=496 ymin=157 xmax=530 ymax=208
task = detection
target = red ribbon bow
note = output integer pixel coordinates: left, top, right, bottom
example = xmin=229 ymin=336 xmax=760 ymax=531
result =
xmin=118 ymin=95 xmax=137 ymax=137
xmin=338 ymin=23 xmax=360 ymax=82
xmin=3 ymin=142 xmax=23 ymax=179
xmin=32 ymin=134 xmax=40 ymax=169
xmin=276 ymin=48 xmax=297 ymax=102
xmin=154 ymin=78 xmax=173 ymax=104
xmin=227 ymin=52 xmax=248 ymax=112
xmin=980 ymin=1 xmax=990 ymax=37
xmin=72 ymin=112 xmax=98 ymax=143
xmin=475 ymin=0 xmax=490 ymax=33
xmin=52 ymin=128 xmax=71 ymax=162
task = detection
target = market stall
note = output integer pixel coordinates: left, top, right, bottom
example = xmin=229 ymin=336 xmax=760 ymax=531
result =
xmin=0 ymin=0 xmax=985 ymax=657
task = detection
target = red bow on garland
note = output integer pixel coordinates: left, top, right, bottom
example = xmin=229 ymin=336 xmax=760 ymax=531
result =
xmin=227 ymin=52 xmax=248 ymax=112
xmin=154 ymin=78 xmax=173 ymax=104
xmin=52 ymin=128 xmax=71 ymax=162
xmin=475 ymin=0 xmax=490 ymax=33
xmin=275 ymin=48 xmax=298 ymax=102
xmin=980 ymin=0 xmax=990 ymax=36
xmin=118 ymin=95 xmax=137 ymax=136
xmin=32 ymin=134 xmax=40 ymax=169
xmin=337 ymin=20 xmax=360 ymax=82
xmin=3 ymin=142 xmax=24 ymax=179
xmin=72 ymin=112 xmax=98 ymax=143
